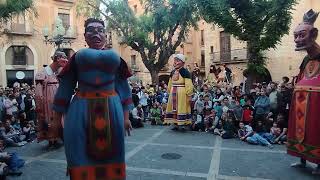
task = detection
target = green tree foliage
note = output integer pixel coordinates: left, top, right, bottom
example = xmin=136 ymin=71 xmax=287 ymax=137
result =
xmin=77 ymin=0 xmax=199 ymax=84
xmin=196 ymin=0 xmax=297 ymax=75
xmin=0 ymin=0 xmax=34 ymax=22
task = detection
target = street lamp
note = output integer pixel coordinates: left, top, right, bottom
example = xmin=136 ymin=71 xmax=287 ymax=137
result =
xmin=42 ymin=17 xmax=73 ymax=50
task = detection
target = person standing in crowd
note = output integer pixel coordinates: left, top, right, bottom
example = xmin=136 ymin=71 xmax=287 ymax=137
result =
xmin=52 ymin=18 xmax=133 ymax=180
xmin=164 ymin=54 xmax=193 ymax=131
xmin=268 ymin=82 xmax=282 ymax=119
xmin=254 ymin=88 xmax=270 ymax=124
xmin=287 ymin=9 xmax=320 ymax=174
xmin=3 ymin=94 xmax=18 ymax=119
xmin=137 ymin=87 xmax=149 ymax=121
xmin=24 ymin=89 xmax=36 ymax=123
xmin=223 ymin=64 xmax=233 ymax=84
xmin=35 ymin=51 xmax=68 ymax=149
xmin=130 ymin=104 xmax=144 ymax=128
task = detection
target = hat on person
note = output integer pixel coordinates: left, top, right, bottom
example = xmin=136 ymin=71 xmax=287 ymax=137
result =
xmin=174 ymin=54 xmax=186 ymax=63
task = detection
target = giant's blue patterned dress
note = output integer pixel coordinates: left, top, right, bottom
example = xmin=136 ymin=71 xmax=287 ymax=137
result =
xmin=53 ymin=48 xmax=133 ymax=180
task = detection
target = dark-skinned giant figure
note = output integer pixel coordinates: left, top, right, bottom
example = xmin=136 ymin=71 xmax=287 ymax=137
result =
xmin=287 ymin=9 xmax=320 ymax=175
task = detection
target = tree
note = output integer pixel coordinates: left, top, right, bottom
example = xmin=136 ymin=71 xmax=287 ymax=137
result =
xmin=0 ymin=0 xmax=34 ymax=22
xmin=196 ymin=0 xmax=296 ymax=91
xmin=77 ymin=0 xmax=199 ymax=84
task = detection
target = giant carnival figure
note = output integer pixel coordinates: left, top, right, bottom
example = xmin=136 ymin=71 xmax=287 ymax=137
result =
xmin=287 ymin=9 xmax=320 ymax=175
xmin=164 ymin=54 xmax=193 ymax=131
xmin=52 ymin=18 xmax=133 ymax=180
xmin=35 ymin=51 xmax=67 ymax=148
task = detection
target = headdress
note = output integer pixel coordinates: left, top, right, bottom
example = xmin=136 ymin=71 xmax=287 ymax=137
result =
xmin=303 ymin=9 xmax=319 ymax=26
xmin=174 ymin=54 xmax=186 ymax=62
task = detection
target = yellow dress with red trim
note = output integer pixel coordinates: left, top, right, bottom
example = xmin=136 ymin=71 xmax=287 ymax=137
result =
xmin=287 ymin=55 xmax=320 ymax=164
xmin=164 ymin=68 xmax=193 ymax=126
xmin=52 ymin=48 xmax=133 ymax=180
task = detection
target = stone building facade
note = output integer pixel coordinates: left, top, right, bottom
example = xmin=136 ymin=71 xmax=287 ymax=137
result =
xmin=0 ymin=0 xmax=86 ymax=87
xmin=112 ymin=0 xmax=320 ymax=85
xmin=0 ymin=0 xmax=319 ymax=87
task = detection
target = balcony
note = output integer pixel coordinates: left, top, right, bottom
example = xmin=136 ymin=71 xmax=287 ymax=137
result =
xmin=210 ymin=48 xmax=248 ymax=63
xmin=4 ymin=22 xmax=34 ymax=36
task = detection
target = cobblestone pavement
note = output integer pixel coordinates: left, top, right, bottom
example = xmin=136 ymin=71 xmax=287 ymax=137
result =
xmin=6 ymin=124 xmax=319 ymax=180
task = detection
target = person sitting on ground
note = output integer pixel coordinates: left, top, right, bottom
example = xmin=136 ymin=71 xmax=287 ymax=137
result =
xmin=150 ymin=102 xmax=162 ymax=125
xmin=0 ymin=140 xmax=24 ymax=177
xmin=220 ymin=111 xmax=236 ymax=139
xmin=270 ymin=122 xmax=282 ymax=144
xmin=130 ymin=104 xmax=144 ymax=128
xmin=22 ymin=121 xmax=35 ymax=142
xmin=204 ymin=109 xmax=219 ymax=132
xmin=213 ymin=120 xmax=223 ymax=136
xmin=246 ymin=121 xmax=274 ymax=149
xmin=0 ymin=120 xmax=26 ymax=147
xmin=274 ymin=114 xmax=288 ymax=144
xmin=254 ymin=120 xmax=274 ymax=143
xmin=238 ymin=121 xmax=254 ymax=141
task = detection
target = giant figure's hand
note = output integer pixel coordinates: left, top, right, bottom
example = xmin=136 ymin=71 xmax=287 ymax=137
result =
xmin=124 ymin=111 xmax=132 ymax=136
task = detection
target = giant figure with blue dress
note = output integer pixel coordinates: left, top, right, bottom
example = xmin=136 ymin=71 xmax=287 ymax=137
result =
xmin=52 ymin=18 xmax=133 ymax=180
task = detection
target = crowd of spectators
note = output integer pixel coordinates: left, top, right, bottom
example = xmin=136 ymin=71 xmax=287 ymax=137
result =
xmin=0 ymin=67 xmax=294 ymax=178
xmin=129 ymin=71 xmax=293 ymax=150
xmin=0 ymin=83 xmax=37 ymax=178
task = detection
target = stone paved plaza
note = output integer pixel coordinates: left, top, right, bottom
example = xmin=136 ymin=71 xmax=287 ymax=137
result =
xmin=6 ymin=124 xmax=319 ymax=180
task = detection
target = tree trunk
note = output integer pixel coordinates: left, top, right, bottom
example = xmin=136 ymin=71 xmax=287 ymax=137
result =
xmin=245 ymin=40 xmax=263 ymax=93
xmin=150 ymin=69 xmax=160 ymax=85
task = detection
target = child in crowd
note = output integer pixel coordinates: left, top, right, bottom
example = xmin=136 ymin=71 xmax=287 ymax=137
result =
xmin=150 ymin=102 xmax=162 ymax=125
xmin=270 ymin=122 xmax=281 ymax=143
xmin=242 ymin=99 xmax=254 ymax=125
xmin=220 ymin=111 xmax=236 ymax=139
xmin=274 ymin=114 xmax=288 ymax=144
xmin=204 ymin=109 xmax=219 ymax=132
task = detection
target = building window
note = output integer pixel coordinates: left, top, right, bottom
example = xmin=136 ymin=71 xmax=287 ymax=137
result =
xmin=201 ymin=54 xmax=205 ymax=67
xmin=131 ymin=55 xmax=136 ymax=66
xmin=201 ymin=30 xmax=204 ymax=46
xmin=58 ymin=13 xmax=70 ymax=29
xmin=220 ymin=31 xmax=231 ymax=61
xmin=13 ymin=46 xmax=27 ymax=65
xmin=5 ymin=46 xmax=34 ymax=66
xmin=210 ymin=46 xmax=214 ymax=53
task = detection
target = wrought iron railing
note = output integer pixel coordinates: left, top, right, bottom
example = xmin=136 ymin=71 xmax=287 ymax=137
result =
xmin=210 ymin=48 xmax=248 ymax=63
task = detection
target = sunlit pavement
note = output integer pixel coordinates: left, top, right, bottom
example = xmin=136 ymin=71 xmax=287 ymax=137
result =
xmin=7 ymin=124 xmax=319 ymax=180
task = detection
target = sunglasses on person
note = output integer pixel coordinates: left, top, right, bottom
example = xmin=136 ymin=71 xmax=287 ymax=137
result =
xmin=85 ymin=26 xmax=105 ymax=34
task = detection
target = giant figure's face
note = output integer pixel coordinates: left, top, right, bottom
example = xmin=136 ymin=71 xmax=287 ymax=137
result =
xmin=173 ymin=58 xmax=184 ymax=69
xmin=294 ymin=23 xmax=316 ymax=51
xmin=84 ymin=22 xmax=106 ymax=49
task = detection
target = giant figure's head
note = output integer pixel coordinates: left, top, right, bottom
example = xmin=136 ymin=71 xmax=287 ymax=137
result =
xmin=84 ymin=18 xmax=106 ymax=49
xmin=173 ymin=54 xmax=186 ymax=70
xmin=294 ymin=9 xmax=319 ymax=51
xmin=52 ymin=51 xmax=68 ymax=68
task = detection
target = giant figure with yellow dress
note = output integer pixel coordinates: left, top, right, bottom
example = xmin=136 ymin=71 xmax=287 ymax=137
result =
xmin=164 ymin=54 xmax=193 ymax=130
